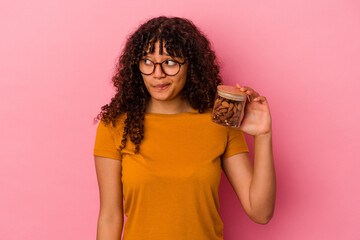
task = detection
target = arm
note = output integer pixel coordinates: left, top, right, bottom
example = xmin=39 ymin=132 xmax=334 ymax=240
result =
xmin=222 ymin=84 xmax=276 ymax=224
xmin=95 ymin=156 xmax=124 ymax=239
xmin=222 ymin=132 xmax=276 ymax=224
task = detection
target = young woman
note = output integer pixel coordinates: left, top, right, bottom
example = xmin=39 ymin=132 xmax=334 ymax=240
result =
xmin=93 ymin=16 xmax=275 ymax=240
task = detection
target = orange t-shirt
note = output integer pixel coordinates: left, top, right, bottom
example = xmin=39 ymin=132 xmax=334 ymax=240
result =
xmin=93 ymin=108 xmax=249 ymax=240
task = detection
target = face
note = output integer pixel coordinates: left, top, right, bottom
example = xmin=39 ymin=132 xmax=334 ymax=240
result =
xmin=140 ymin=42 xmax=188 ymax=102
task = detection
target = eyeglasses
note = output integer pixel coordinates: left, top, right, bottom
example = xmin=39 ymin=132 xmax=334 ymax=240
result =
xmin=139 ymin=58 xmax=187 ymax=76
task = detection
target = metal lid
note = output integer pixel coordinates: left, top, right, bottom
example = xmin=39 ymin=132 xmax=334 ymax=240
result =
xmin=217 ymin=85 xmax=247 ymax=101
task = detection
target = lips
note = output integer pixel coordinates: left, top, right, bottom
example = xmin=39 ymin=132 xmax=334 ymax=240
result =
xmin=154 ymin=83 xmax=170 ymax=90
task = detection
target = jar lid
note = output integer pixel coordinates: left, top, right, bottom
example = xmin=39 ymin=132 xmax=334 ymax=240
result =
xmin=217 ymin=85 xmax=247 ymax=101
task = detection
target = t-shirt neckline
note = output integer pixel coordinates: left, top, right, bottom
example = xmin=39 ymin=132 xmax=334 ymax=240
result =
xmin=145 ymin=108 xmax=199 ymax=117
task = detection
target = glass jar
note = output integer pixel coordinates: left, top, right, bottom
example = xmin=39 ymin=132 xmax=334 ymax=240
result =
xmin=211 ymin=85 xmax=248 ymax=128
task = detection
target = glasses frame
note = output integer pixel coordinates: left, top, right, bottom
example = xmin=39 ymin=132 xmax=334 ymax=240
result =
xmin=139 ymin=58 xmax=187 ymax=76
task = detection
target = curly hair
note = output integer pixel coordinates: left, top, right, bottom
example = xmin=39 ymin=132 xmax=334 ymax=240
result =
xmin=94 ymin=16 xmax=222 ymax=154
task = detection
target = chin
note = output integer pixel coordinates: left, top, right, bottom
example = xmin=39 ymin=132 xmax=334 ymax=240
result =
xmin=149 ymin=86 xmax=177 ymax=101
xmin=151 ymin=93 xmax=174 ymax=101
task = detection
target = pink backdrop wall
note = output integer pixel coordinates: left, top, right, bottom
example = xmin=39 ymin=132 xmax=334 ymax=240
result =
xmin=1 ymin=0 xmax=359 ymax=239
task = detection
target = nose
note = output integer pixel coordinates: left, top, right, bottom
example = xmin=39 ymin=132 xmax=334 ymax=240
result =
xmin=153 ymin=63 xmax=166 ymax=78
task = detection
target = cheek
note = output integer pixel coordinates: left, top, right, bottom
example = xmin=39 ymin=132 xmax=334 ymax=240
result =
xmin=177 ymin=70 xmax=188 ymax=85
xmin=180 ymin=75 xmax=187 ymax=88
xmin=180 ymin=76 xmax=186 ymax=87
xmin=182 ymin=67 xmax=189 ymax=82
xmin=142 ymin=76 xmax=150 ymax=87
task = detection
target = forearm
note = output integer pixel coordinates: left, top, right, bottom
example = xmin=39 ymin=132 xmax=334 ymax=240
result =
xmin=249 ymin=131 xmax=276 ymax=223
xmin=97 ymin=215 xmax=124 ymax=240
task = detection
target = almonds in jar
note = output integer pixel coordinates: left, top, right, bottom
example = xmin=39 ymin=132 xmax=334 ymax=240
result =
xmin=211 ymin=85 xmax=248 ymax=128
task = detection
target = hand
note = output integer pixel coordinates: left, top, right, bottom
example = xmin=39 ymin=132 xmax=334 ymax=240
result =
xmin=236 ymin=84 xmax=272 ymax=137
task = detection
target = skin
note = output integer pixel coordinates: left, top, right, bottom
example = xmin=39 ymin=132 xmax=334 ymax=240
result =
xmin=95 ymin=156 xmax=123 ymax=240
xmin=94 ymin=43 xmax=276 ymax=240
xmin=142 ymin=42 xmax=192 ymax=114
xmin=221 ymin=84 xmax=276 ymax=224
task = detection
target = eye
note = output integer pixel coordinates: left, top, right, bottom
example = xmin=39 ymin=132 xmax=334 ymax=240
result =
xmin=164 ymin=60 xmax=177 ymax=66
xmin=143 ymin=59 xmax=153 ymax=65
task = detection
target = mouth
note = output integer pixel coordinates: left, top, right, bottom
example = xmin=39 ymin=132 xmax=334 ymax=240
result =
xmin=153 ymin=83 xmax=170 ymax=90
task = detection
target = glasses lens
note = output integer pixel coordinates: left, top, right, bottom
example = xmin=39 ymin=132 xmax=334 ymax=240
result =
xmin=139 ymin=59 xmax=154 ymax=75
xmin=161 ymin=60 xmax=180 ymax=76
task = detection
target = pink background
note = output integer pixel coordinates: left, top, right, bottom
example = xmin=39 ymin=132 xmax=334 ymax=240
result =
xmin=1 ymin=0 xmax=359 ymax=239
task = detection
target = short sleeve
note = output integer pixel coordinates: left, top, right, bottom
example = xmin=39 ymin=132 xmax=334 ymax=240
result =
xmin=221 ymin=128 xmax=249 ymax=159
xmin=93 ymin=120 xmax=122 ymax=160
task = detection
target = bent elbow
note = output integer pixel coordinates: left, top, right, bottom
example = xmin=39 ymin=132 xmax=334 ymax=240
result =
xmin=255 ymin=216 xmax=272 ymax=225
xmin=250 ymin=213 xmax=274 ymax=225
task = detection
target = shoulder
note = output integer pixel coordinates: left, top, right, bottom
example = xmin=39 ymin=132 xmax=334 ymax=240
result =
xmin=191 ymin=108 xmax=230 ymax=136
xmin=193 ymin=107 xmax=213 ymax=120
xmin=98 ymin=113 xmax=127 ymax=135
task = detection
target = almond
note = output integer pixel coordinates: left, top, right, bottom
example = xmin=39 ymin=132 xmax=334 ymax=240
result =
xmin=221 ymin=101 xmax=229 ymax=107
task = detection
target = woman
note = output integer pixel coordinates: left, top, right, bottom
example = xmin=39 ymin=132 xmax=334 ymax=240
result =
xmin=93 ymin=16 xmax=275 ymax=240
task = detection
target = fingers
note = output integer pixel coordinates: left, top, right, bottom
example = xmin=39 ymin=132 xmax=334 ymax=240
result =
xmin=253 ymin=96 xmax=267 ymax=103
xmin=236 ymin=84 xmax=268 ymax=103
xmin=240 ymin=86 xmax=259 ymax=96
xmin=237 ymin=85 xmax=260 ymax=102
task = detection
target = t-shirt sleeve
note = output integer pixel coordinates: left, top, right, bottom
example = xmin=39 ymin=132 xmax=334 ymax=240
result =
xmin=93 ymin=120 xmax=122 ymax=160
xmin=221 ymin=128 xmax=249 ymax=159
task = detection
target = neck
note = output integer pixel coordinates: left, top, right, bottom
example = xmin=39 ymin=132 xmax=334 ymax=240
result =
xmin=146 ymin=95 xmax=193 ymax=114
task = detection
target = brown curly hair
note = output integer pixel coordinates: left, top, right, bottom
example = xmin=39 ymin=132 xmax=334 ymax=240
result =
xmin=94 ymin=16 xmax=222 ymax=154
